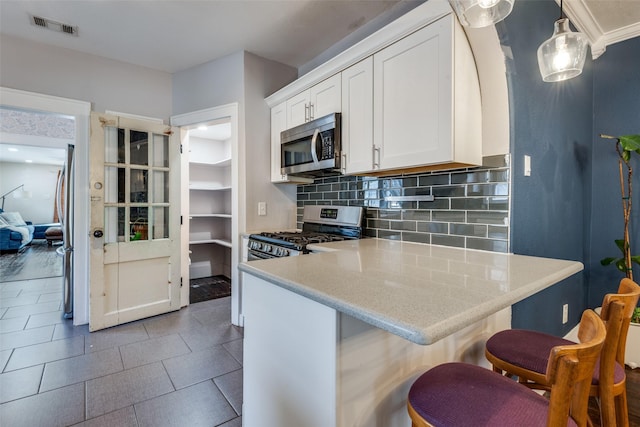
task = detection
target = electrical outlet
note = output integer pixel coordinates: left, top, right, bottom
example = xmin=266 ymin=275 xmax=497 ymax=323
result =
xmin=562 ymin=304 xmax=569 ymax=324
xmin=258 ymin=202 xmax=267 ymax=216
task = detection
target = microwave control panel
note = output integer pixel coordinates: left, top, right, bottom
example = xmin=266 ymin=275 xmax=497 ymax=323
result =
xmin=320 ymin=130 xmax=333 ymax=160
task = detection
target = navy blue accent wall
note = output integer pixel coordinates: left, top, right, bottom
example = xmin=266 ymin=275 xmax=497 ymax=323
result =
xmin=498 ymin=0 xmax=594 ymax=335
xmin=589 ymin=37 xmax=640 ymax=306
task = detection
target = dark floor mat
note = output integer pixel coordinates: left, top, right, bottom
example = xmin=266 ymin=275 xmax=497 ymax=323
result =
xmin=189 ymin=275 xmax=231 ymax=304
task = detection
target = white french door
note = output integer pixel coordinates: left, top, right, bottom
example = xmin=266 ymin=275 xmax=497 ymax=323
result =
xmin=89 ymin=113 xmax=181 ymax=331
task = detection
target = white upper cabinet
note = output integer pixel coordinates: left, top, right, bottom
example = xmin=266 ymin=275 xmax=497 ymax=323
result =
xmin=341 ymin=57 xmax=374 ymax=175
xmin=268 ymin=2 xmax=483 ymax=179
xmin=286 ymin=91 xmax=310 ymax=128
xmin=374 ymin=19 xmax=452 ymax=171
xmin=286 ymin=74 xmax=341 ymax=128
xmin=372 ymin=15 xmax=481 ymax=173
xmin=311 ymin=74 xmax=342 ymax=119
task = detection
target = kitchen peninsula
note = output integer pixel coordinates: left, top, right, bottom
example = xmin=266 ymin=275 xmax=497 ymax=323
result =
xmin=239 ymin=239 xmax=583 ymax=427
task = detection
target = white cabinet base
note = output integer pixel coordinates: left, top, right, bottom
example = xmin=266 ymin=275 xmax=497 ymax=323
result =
xmin=242 ymin=272 xmax=511 ymax=427
xmin=242 ymin=273 xmax=337 ymax=427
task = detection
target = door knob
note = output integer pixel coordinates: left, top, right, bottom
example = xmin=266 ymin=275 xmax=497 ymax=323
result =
xmin=93 ymin=229 xmax=104 ymax=238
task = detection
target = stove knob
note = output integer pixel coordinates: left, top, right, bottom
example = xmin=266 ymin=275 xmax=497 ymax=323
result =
xmin=283 ymin=249 xmax=290 ymax=256
xmin=277 ymin=248 xmax=283 ymax=256
xmin=257 ymin=243 xmax=263 ymax=250
xmin=265 ymin=245 xmax=271 ymax=253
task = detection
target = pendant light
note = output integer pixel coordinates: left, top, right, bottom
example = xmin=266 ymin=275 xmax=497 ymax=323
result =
xmin=449 ymin=0 xmax=515 ymax=28
xmin=537 ymin=0 xmax=589 ymax=82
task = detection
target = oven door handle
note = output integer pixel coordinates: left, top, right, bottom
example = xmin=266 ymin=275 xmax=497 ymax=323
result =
xmin=247 ymin=250 xmax=273 ymax=261
xmin=310 ymin=128 xmax=320 ymax=164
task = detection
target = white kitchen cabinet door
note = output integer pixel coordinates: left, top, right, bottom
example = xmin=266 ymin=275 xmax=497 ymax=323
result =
xmin=286 ymin=74 xmax=341 ymax=128
xmin=310 ymin=73 xmax=341 ymax=120
xmin=270 ymin=102 xmax=288 ymax=182
xmin=341 ymin=57 xmax=374 ymax=175
xmin=373 ymin=17 xmax=453 ymax=171
xmin=286 ymin=91 xmax=310 ymax=128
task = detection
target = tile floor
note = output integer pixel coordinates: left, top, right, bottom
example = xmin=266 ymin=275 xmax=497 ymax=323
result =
xmin=0 ymin=275 xmax=243 ymax=427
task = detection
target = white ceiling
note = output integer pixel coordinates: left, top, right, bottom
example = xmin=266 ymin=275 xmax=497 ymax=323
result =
xmin=564 ymin=0 xmax=640 ymax=58
xmin=0 ymin=143 xmax=65 ymax=166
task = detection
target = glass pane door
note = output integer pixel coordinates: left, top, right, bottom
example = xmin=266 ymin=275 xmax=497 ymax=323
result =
xmin=104 ymin=126 xmax=170 ymax=243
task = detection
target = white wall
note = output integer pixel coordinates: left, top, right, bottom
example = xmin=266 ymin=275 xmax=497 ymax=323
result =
xmin=0 ymin=161 xmax=62 ymax=224
xmin=0 ymin=35 xmax=172 ymax=120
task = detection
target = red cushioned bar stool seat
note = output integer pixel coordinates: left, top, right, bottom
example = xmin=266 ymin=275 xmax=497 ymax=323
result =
xmin=485 ymin=278 xmax=640 ymax=427
xmin=407 ymin=309 xmax=606 ymax=427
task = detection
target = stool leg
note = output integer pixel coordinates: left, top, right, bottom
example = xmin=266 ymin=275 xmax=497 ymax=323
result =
xmin=614 ymin=390 xmax=629 ymax=427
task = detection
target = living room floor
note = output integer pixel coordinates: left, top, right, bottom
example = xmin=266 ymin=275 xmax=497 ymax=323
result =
xmin=0 ymin=275 xmax=243 ymax=427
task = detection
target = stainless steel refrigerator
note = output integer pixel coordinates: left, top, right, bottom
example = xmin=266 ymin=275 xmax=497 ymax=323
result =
xmin=56 ymin=144 xmax=74 ymax=319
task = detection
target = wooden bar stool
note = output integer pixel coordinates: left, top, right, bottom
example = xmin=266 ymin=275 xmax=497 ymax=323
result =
xmin=407 ymin=309 xmax=606 ymax=427
xmin=485 ymin=278 xmax=640 ymax=427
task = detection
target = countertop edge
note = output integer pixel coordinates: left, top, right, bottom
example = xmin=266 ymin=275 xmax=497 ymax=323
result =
xmin=239 ymin=257 xmax=584 ymax=345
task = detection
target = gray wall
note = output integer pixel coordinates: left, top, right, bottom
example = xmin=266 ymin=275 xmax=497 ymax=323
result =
xmin=172 ymin=51 xmax=300 ymax=232
xmin=171 ymin=51 xmax=245 ymax=116
xmin=589 ymin=36 xmax=640 ymax=306
xmin=243 ymin=52 xmax=299 ymax=231
xmin=0 ymin=35 xmax=172 ymax=120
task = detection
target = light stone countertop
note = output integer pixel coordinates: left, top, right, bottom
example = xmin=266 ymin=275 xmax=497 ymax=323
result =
xmin=238 ymin=239 xmax=583 ymax=345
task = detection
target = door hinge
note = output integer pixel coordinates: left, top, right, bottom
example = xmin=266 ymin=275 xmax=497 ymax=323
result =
xmin=180 ymin=144 xmax=183 ymax=154
xmin=180 ymin=215 xmax=183 ymax=225
xmin=180 ymin=277 xmax=183 ymax=288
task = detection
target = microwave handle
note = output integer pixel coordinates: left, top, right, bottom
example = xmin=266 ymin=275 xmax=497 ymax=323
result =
xmin=311 ymin=128 xmax=320 ymax=164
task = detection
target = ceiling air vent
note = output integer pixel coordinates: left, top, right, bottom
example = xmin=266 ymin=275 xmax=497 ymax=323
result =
xmin=30 ymin=15 xmax=78 ymax=36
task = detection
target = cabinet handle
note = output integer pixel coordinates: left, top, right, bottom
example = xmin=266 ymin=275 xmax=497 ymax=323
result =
xmin=373 ymin=146 xmax=381 ymax=169
xmin=304 ymin=104 xmax=309 ymax=123
xmin=341 ymin=153 xmax=347 ymax=174
xmin=309 ymin=103 xmax=314 ymax=121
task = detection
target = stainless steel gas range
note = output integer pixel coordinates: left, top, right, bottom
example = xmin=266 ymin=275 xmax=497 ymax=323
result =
xmin=247 ymin=205 xmax=364 ymax=260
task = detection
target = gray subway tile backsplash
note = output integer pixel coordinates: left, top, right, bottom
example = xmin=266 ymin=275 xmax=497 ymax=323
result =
xmin=296 ymin=155 xmax=511 ymax=253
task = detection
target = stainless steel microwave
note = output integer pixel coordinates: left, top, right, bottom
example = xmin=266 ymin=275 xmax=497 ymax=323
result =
xmin=281 ymin=112 xmax=341 ymax=178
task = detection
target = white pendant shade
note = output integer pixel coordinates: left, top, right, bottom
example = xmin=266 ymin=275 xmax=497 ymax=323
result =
xmin=449 ymin=0 xmax=515 ymax=28
xmin=537 ymin=18 xmax=589 ymax=82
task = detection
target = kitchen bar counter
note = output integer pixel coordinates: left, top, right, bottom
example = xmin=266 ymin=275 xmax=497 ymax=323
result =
xmin=239 ymin=239 xmax=583 ymax=427
xmin=239 ymin=238 xmax=583 ymax=345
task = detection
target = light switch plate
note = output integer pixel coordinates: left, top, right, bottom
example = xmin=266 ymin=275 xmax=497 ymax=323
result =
xmin=258 ymin=202 xmax=267 ymax=216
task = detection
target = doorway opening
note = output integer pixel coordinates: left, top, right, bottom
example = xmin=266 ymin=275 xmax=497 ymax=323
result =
xmin=0 ymin=111 xmax=70 ymax=284
xmin=172 ymin=103 xmax=241 ymax=325
xmin=183 ymin=120 xmax=233 ymax=304
xmin=1 ymin=87 xmax=91 ymax=325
